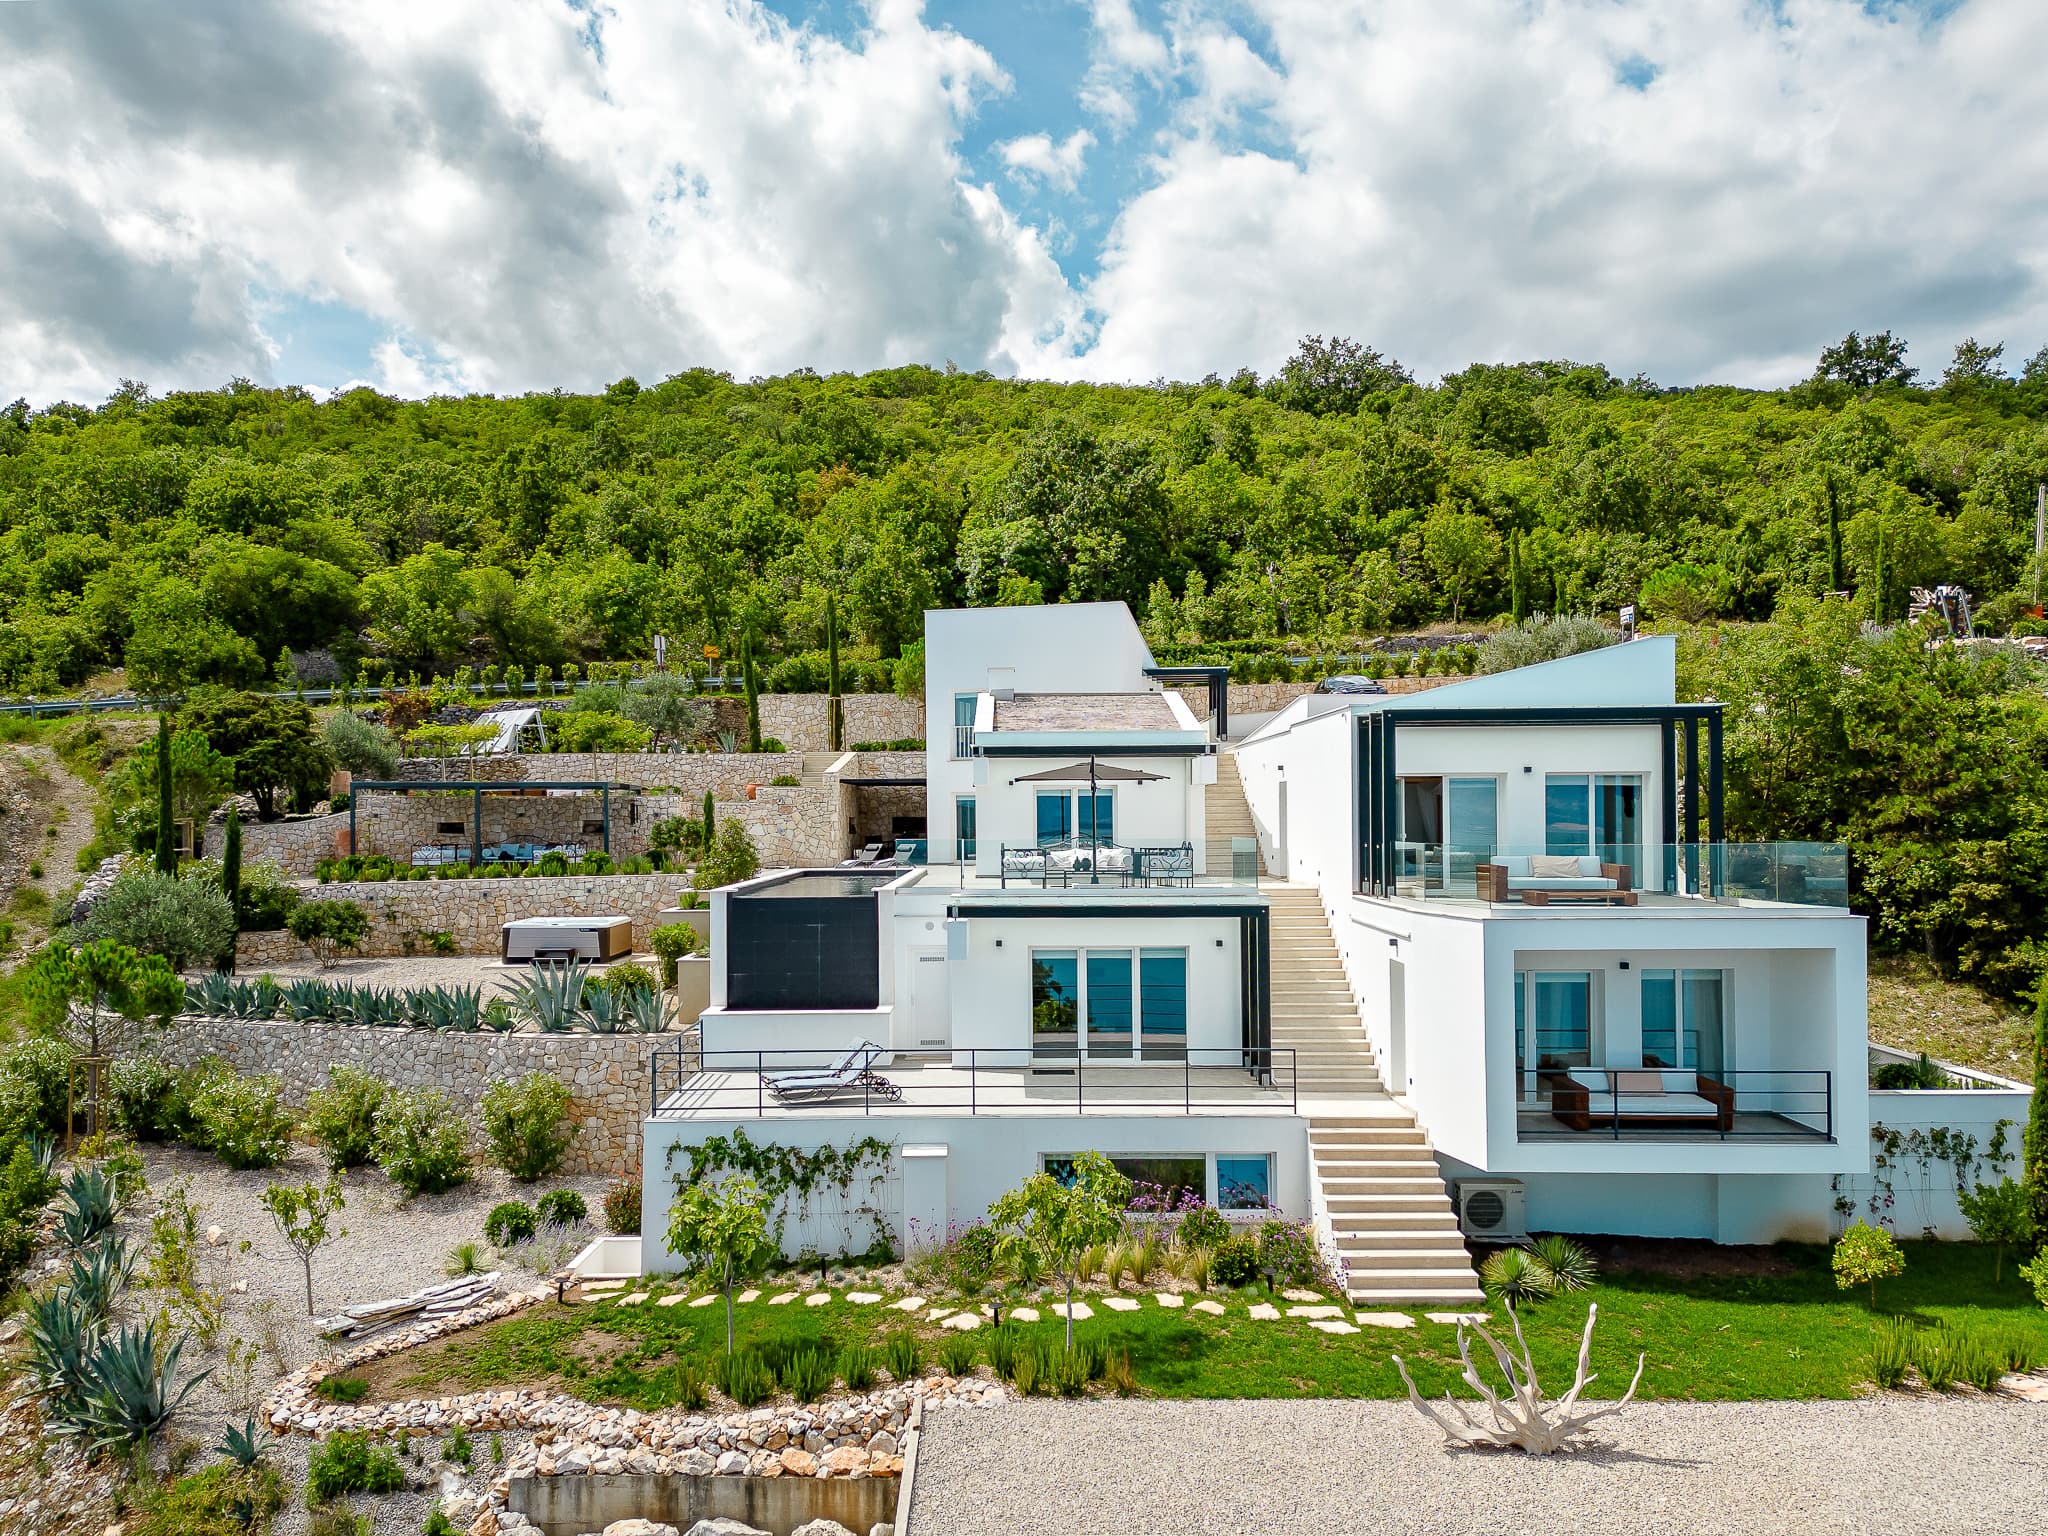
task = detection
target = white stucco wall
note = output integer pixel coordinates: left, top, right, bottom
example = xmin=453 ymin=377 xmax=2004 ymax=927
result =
xmin=641 ymin=1111 xmax=1310 ymax=1267
xmin=967 ymin=754 xmax=1201 ymax=875
xmin=1837 ymin=1088 xmax=2031 ymax=1240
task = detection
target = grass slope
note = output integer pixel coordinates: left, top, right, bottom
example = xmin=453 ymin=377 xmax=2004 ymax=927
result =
xmin=1868 ymin=954 xmax=2034 ymax=1083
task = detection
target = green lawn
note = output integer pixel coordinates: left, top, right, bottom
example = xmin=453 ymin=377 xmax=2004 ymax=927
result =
xmin=357 ymin=1241 xmax=2046 ymax=1407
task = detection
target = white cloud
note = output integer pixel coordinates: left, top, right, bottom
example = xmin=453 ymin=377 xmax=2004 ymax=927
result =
xmin=997 ymin=129 xmax=1097 ymax=192
xmin=3 ymin=0 xmax=2048 ymax=402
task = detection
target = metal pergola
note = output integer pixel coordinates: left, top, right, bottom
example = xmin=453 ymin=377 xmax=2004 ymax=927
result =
xmin=347 ymin=780 xmax=618 ymax=864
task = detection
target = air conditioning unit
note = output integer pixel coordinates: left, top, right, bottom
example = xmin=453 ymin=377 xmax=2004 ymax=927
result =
xmin=1455 ymin=1179 xmax=1528 ymax=1243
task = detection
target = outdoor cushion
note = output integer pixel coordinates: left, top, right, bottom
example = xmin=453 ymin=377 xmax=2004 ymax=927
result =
xmin=1530 ymin=854 xmax=1587 ymax=879
xmin=1503 ymin=875 xmax=1616 ymax=890
xmin=1494 ymin=855 xmax=1533 ymax=877
xmin=1566 ymin=1069 xmax=1609 ymax=1090
xmin=1615 ymin=1070 xmax=1663 ymax=1093
xmin=1579 ymin=1092 xmax=1718 ymax=1119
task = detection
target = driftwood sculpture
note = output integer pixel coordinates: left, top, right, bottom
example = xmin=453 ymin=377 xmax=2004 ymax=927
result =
xmin=1392 ymin=1302 xmax=1644 ymax=1454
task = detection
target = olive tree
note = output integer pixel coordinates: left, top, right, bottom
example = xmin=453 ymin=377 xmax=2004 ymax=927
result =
xmin=988 ymin=1151 xmax=1130 ymax=1351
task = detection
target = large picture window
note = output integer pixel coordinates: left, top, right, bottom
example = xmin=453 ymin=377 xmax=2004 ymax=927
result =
xmin=1035 ymin=789 xmax=1114 ymax=847
xmin=1029 ymin=945 xmax=1188 ymax=1060
xmin=1031 ymin=950 xmax=1079 ymax=1057
xmin=1044 ymin=1152 xmax=1274 ymax=1214
xmin=1544 ymin=773 xmax=1644 ymax=879
xmin=1642 ymin=968 xmax=1725 ymax=1076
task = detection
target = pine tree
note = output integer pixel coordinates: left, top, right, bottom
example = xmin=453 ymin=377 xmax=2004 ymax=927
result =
xmin=153 ymin=713 xmax=176 ymax=874
xmin=825 ymin=595 xmax=844 ymax=753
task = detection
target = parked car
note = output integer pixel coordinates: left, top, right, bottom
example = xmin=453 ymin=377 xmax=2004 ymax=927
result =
xmin=1314 ymin=675 xmax=1386 ymax=694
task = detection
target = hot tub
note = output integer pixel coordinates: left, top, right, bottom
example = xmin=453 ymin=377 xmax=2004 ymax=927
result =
xmin=501 ymin=914 xmax=633 ymax=962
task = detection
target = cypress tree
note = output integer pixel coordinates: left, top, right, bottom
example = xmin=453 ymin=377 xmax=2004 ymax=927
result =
xmin=153 ymin=713 xmax=176 ymax=874
xmin=742 ymin=631 xmax=762 ymax=752
xmin=219 ymin=807 xmax=242 ymax=974
xmin=702 ymin=790 xmax=716 ymax=852
xmin=826 ymin=595 xmax=844 ymax=753
xmin=2028 ymin=972 xmax=2048 ymax=1237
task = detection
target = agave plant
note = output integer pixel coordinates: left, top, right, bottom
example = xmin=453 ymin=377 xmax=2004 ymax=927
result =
xmin=55 ymin=1166 xmax=119 ymax=1250
xmin=219 ymin=1414 xmax=270 ymax=1468
xmin=229 ymin=977 xmax=282 ymax=1020
xmin=25 ymin=1289 xmax=99 ymax=1426
xmin=62 ymin=1235 xmax=135 ymax=1326
xmin=27 ymin=1132 xmax=58 ymax=1178
xmin=189 ymin=973 xmax=236 ymax=1017
xmin=75 ymin=1321 xmax=211 ymax=1454
xmin=281 ymin=978 xmax=336 ymax=1022
xmin=623 ymin=986 xmax=667 ymax=1035
xmin=344 ymin=985 xmax=405 ymax=1027
xmin=582 ymin=985 xmax=623 ymax=1034
xmin=504 ymin=959 xmax=588 ymax=1033
xmin=481 ymin=999 xmax=517 ymax=1034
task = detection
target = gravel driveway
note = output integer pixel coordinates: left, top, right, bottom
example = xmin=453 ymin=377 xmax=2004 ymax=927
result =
xmin=907 ymin=1397 xmax=2048 ymax=1536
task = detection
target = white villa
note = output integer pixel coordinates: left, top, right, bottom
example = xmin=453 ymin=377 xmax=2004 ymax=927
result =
xmin=641 ymin=602 xmax=1869 ymax=1306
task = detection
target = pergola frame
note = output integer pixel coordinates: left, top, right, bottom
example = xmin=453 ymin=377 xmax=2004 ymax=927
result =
xmin=347 ymin=779 xmax=618 ymax=865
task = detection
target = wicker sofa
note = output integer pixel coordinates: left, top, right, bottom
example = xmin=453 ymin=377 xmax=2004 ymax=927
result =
xmin=1550 ymin=1067 xmax=1734 ymax=1132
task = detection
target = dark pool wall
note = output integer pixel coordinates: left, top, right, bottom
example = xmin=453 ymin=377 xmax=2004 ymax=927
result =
xmin=727 ymin=886 xmax=881 ymax=1009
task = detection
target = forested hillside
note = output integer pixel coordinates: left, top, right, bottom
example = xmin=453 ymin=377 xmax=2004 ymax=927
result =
xmin=4 ymin=333 xmax=2048 ymax=695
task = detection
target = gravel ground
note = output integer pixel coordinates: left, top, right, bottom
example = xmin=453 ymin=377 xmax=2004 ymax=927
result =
xmin=908 ymin=1397 xmax=2048 ymax=1536
xmin=115 ymin=1143 xmax=612 ymax=1536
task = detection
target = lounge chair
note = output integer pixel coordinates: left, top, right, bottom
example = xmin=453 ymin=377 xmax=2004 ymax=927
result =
xmin=763 ymin=1042 xmax=902 ymax=1104
xmin=838 ymin=842 xmax=886 ymax=867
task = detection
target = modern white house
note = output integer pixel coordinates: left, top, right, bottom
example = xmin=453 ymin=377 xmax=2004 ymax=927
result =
xmin=1232 ymin=636 xmax=1868 ymax=1248
xmin=639 ymin=604 xmax=1868 ymax=1306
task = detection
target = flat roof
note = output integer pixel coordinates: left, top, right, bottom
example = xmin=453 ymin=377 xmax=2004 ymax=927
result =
xmin=990 ymin=692 xmax=1178 ymax=733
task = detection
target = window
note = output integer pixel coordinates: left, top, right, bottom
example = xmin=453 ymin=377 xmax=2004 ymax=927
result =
xmin=436 ymin=820 xmax=465 ymax=835
xmin=1086 ymin=951 xmax=1134 ymax=1059
xmin=952 ymin=693 xmax=977 ymax=758
xmin=1399 ymin=776 xmax=1499 ymax=891
xmin=1035 ymin=789 xmax=1113 ymax=848
xmin=1515 ymin=970 xmax=1593 ymax=1097
xmin=1031 ymin=950 xmax=1078 ymax=1057
xmin=1642 ymin=969 xmax=1725 ymax=1076
xmin=955 ymin=796 xmax=976 ymax=860
xmin=1029 ymin=945 xmax=1188 ymax=1059
xmin=1044 ymin=1153 xmax=1270 ymax=1213
xmin=1139 ymin=948 xmax=1188 ymax=1061
xmin=1544 ymin=773 xmax=1644 ymax=878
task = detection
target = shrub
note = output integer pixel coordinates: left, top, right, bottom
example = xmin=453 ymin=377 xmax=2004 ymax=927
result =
xmin=714 ymin=1349 xmax=773 ymax=1407
xmin=1211 ymin=1233 xmax=1260 ymax=1288
xmin=108 ymin=1056 xmax=184 ymax=1142
xmin=235 ymin=861 xmax=302 ymax=931
xmin=649 ymin=923 xmax=697 ymax=987
xmin=323 ymin=711 xmax=398 ymax=780
xmin=603 ymin=1178 xmax=642 ymax=1235
xmin=694 ymin=821 xmax=761 ymax=889
xmin=73 ymin=870 xmax=236 ymax=969
xmin=597 ymin=962 xmax=656 ymax=999
xmin=374 ymin=1087 xmax=471 ymax=1198
xmin=131 ymin=1462 xmax=285 ymax=1536
xmin=779 ymin=1347 xmax=833 ymax=1402
xmin=313 ymin=1373 xmax=369 ymax=1403
xmin=1256 ymin=1218 xmax=1322 ymax=1288
xmin=305 ymin=1429 xmax=404 ymax=1503
xmin=188 ymin=1072 xmax=295 ymax=1169
xmin=1832 ymin=1220 xmax=1905 ymax=1304
xmin=288 ymin=899 xmax=371 ymax=966
xmin=837 ymin=1343 xmax=877 ymax=1392
xmin=2022 ymin=1249 xmax=2048 ymax=1309
xmin=939 ymin=1333 xmax=977 ymax=1378
xmin=884 ymin=1332 xmax=924 ymax=1382
xmin=1477 ymin=615 xmax=1618 ymax=675
xmin=537 ymin=1188 xmax=588 ymax=1227
xmin=1480 ymin=1246 xmax=1556 ymax=1306
xmin=479 ymin=1073 xmax=578 ymax=1181
xmin=1865 ymin=1318 xmax=1913 ymax=1389
xmin=1177 ymin=1204 xmax=1227 ymax=1251
xmin=484 ymin=1201 xmax=537 ymax=1247
xmin=768 ymin=774 xmax=800 ymax=787
xmin=1956 ymin=1177 xmax=2035 ymax=1282
xmin=303 ymin=1066 xmax=390 ymax=1170
xmin=0 ymin=1036 xmax=75 ymax=1139
xmin=1527 ymin=1233 xmax=1598 ymax=1292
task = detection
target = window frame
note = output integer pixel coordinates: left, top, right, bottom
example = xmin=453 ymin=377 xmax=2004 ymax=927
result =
xmin=1040 ymin=1150 xmax=1276 ymax=1216
xmin=1028 ymin=943 xmax=1190 ymax=1060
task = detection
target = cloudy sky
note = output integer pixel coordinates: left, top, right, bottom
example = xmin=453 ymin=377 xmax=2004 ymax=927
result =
xmin=4 ymin=0 xmax=2045 ymax=404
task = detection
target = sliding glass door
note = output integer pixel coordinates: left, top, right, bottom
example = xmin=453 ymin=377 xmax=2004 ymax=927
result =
xmin=1086 ymin=951 xmax=1134 ymax=1059
xmin=1030 ymin=946 xmax=1186 ymax=1060
xmin=1515 ymin=970 xmax=1593 ymax=1099
xmin=1031 ymin=950 xmax=1079 ymax=1058
xmin=1400 ymin=776 xmax=1499 ymax=891
xmin=1544 ymin=773 xmax=1643 ymax=880
xmin=1641 ymin=969 xmax=1724 ymax=1077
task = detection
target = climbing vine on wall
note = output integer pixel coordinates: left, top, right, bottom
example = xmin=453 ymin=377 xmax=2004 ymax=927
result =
xmin=665 ymin=1126 xmax=896 ymax=1260
xmin=1845 ymin=1119 xmax=2017 ymax=1235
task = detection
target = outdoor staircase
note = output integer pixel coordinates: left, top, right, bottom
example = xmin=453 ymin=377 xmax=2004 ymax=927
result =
xmin=800 ymin=751 xmax=841 ymax=787
xmin=1205 ymin=754 xmax=1267 ymax=877
xmin=1260 ymin=881 xmax=1486 ymax=1308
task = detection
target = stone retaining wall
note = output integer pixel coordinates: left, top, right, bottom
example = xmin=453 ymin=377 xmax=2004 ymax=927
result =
xmin=236 ymin=872 xmax=692 ymax=963
xmin=395 ymin=751 xmax=808 ymax=792
xmin=240 ymin=813 xmax=351 ymax=876
xmin=760 ymin=693 xmax=924 ymax=752
xmin=154 ymin=1015 xmax=663 ymax=1174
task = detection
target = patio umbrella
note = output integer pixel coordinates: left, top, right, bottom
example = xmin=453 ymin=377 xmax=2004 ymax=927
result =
xmin=1008 ymin=758 xmax=1166 ymax=879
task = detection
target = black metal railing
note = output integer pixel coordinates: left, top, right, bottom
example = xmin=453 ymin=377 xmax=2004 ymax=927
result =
xmin=650 ymin=1042 xmax=1297 ymax=1117
xmin=998 ymin=842 xmax=1197 ymax=888
xmin=1521 ymin=1068 xmax=1832 ymax=1141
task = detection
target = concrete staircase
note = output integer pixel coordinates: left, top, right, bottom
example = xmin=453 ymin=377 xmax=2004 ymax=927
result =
xmin=1261 ymin=882 xmax=1485 ymax=1308
xmin=1205 ymin=754 xmax=1267 ymax=877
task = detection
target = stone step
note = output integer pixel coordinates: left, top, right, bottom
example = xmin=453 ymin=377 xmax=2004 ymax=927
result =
xmin=1318 ymin=1175 xmax=1447 ymax=1196
xmin=1346 ymin=1283 xmax=1489 ymax=1305
xmin=1339 ymin=1248 xmax=1482 ymax=1272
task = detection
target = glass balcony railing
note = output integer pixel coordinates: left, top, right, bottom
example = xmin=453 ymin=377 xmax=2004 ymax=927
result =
xmin=1389 ymin=842 xmax=1849 ymax=908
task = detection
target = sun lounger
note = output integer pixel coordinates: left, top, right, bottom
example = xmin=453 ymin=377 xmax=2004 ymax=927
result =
xmin=764 ymin=1041 xmax=902 ymax=1103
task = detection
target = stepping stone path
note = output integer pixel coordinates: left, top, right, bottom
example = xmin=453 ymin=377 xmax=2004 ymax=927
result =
xmin=1354 ymin=1312 xmax=1416 ymax=1329
xmin=806 ymin=1293 xmax=833 ymax=1307
xmin=580 ymin=1281 xmax=626 ymax=1293
xmin=846 ymin=1292 xmax=882 ymax=1305
xmin=1282 ymin=1289 xmax=1325 ymax=1303
xmin=1426 ymin=1312 xmax=1490 ymax=1326
xmin=1102 ymin=1297 xmax=1140 ymax=1312
xmin=926 ymin=1307 xmax=953 ymax=1322
xmin=769 ymin=1292 xmax=798 ymax=1306
xmin=688 ymin=1295 xmax=719 ymax=1309
xmin=1190 ymin=1300 xmax=1226 ymax=1316
xmin=613 ymin=1293 xmax=651 ymax=1307
xmin=939 ymin=1312 xmax=982 ymax=1332
xmin=1153 ymin=1293 xmax=1182 ymax=1308
xmin=1051 ymin=1302 xmax=1093 ymax=1322
xmin=1308 ymin=1319 xmax=1361 ymax=1335
xmin=1286 ymin=1305 xmax=1344 ymax=1320
xmin=656 ymin=1295 xmax=690 ymax=1308
xmin=1009 ymin=1307 xmax=1040 ymax=1323
xmin=735 ymin=1289 xmax=759 ymax=1304
xmin=1247 ymin=1303 xmax=1280 ymax=1320
xmin=891 ymin=1297 xmax=926 ymax=1312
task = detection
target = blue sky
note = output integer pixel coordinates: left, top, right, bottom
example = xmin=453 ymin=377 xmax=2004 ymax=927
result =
xmin=3 ymin=0 xmax=2045 ymax=402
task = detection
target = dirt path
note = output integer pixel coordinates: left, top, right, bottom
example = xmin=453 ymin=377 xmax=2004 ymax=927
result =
xmin=0 ymin=743 xmax=101 ymax=951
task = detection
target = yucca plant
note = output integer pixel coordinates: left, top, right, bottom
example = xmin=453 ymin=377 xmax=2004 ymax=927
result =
xmin=63 ymin=1235 xmax=135 ymax=1326
xmin=25 ymin=1290 xmax=99 ymax=1425
xmin=219 ymin=1414 xmax=270 ymax=1467
xmin=56 ymin=1166 xmax=120 ymax=1250
xmin=76 ymin=1321 xmax=210 ymax=1454
xmin=506 ymin=959 xmax=588 ymax=1033
xmin=1865 ymin=1318 xmax=1913 ymax=1390
xmin=1527 ymin=1234 xmax=1598 ymax=1293
xmin=1480 ymin=1246 xmax=1556 ymax=1306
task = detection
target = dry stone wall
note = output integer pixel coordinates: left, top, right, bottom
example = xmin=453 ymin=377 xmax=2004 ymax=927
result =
xmin=400 ymin=751 xmax=808 ymax=792
xmin=238 ymin=812 xmax=351 ymax=877
xmin=759 ymin=692 xmax=922 ymax=751
xmin=151 ymin=1015 xmax=664 ymax=1173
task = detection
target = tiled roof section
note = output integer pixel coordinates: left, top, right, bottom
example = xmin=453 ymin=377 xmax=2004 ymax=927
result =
xmin=990 ymin=692 xmax=1179 ymax=732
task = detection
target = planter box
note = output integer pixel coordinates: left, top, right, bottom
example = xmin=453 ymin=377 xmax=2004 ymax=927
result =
xmin=673 ymin=955 xmax=711 ymax=1027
